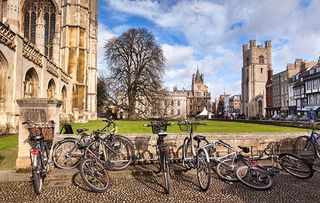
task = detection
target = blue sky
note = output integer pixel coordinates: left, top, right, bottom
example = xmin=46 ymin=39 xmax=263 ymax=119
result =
xmin=97 ymin=0 xmax=320 ymax=99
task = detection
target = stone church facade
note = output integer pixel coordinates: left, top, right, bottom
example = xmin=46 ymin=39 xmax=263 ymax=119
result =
xmin=0 ymin=0 xmax=98 ymax=129
xmin=186 ymin=69 xmax=211 ymax=117
xmin=241 ymin=40 xmax=272 ymax=118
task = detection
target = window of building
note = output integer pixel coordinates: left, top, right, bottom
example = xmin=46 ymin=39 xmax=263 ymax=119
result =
xmin=260 ymin=68 xmax=263 ymax=73
xmin=259 ymin=55 xmax=264 ymax=64
xmin=177 ymin=100 xmax=180 ymax=106
xmin=23 ymin=0 xmax=56 ymax=59
xmin=171 ymin=100 xmax=174 ymax=106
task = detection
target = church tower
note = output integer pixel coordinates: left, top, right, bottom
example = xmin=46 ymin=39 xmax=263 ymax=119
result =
xmin=241 ymin=40 xmax=272 ymax=117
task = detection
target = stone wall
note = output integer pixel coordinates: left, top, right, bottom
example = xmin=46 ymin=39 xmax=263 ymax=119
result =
xmin=55 ymin=132 xmax=305 ymax=162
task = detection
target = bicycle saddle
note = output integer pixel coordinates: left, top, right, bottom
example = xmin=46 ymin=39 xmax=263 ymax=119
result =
xmin=77 ymin=128 xmax=88 ymax=134
xmin=30 ymin=135 xmax=44 ymax=142
xmin=193 ymin=135 xmax=206 ymax=142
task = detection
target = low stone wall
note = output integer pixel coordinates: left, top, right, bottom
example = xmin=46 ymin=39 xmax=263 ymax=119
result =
xmin=54 ymin=132 xmax=306 ymax=162
xmin=216 ymin=119 xmax=320 ymax=129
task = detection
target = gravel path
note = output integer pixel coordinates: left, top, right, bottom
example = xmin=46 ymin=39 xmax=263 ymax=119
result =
xmin=0 ymin=169 xmax=319 ymax=203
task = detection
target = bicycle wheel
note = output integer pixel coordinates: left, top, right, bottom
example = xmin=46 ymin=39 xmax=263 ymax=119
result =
xmin=293 ymin=136 xmax=316 ymax=161
xmin=236 ymin=165 xmax=273 ymax=190
xmin=163 ymin=154 xmax=171 ymax=194
xmin=216 ymin=158 xmax=238 ymax=181
xmin=32 ymin=154 xmax=43 ymax=195
xmin=197 ymin=149 xmax=211 ymax=191
xmin=52 ymin=139 xmax=83 ymax=169
xmin=278 ymin=153 xmax=314 ymax=179
xmin=105 ymin=137 xmax=134 ymax=170
xmin=182 ymin=137 xmax=192 ymax=169
xmin=79 ymin=157 xmax=110 ymax=193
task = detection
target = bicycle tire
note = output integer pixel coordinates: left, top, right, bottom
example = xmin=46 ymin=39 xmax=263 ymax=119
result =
xmin=236 ymin=165 xmax=273 ymax=190
xmin=32 ymin=154 xmax=43 ymax=195
xmin=278 ymin=153 xmax=314 ymax=179
xmin=197 ymin=149 xmax=211 ymax=191
xmin=52 ymin=139 xmax=83 ymax=169
xmin=79 ymin=157 xmax=110 ymax=193
xmin=216 ymin=158 xmax=238 ymax=181
xmin=163 ymin=154 xmax=171 ymax=194
xmin=293 ymin=136 xmax=316 ymax=161
xmin=182 ymin=137 xmax=192 ymax=169
xmin=105 ymin=137 xmax=134 ymax=170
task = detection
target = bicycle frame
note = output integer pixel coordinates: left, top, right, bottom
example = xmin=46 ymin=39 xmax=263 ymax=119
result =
xmin=203 ymin=140 xmax=237 ymax=163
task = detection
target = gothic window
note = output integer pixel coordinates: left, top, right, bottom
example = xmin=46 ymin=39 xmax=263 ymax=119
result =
xmin=0 ymin=52 xmax=8 ymax=112
xmin=61 ymin=86 xmax=67 ymax=113
xmin=47 ymin=79 xmax=56 ymax=98
xmin=258 ymin=100 xmax=263 ymax=115
xmin=24 ymin=68 xmax=39 ymax=98
xmin=23 ymin=0 xmax=56 ymax=59
xmin=259 ymin=55 xmax=265 ymax=64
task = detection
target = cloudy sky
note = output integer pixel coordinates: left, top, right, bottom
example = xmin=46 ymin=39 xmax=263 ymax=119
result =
xmin=97 ymin=0 xmax=320 ymax=99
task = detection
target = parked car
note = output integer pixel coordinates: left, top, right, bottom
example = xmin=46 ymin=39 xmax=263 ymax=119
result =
xmin=285 ymin=114 xmax=298 ymax=121
xmin=271 ymin=115 xmax=284 ymax=120
xmin=299 ymin=115 xmax=310 ymax=122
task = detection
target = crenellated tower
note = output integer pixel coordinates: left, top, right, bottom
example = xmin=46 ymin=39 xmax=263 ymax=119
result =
xmin=241 ymin=40 xmax=272 ymax=117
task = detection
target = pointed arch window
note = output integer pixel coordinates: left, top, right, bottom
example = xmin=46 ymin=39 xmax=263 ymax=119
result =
xmin=259 ymin=55 xmax=265 ymax=64
xmin=23 ymin=0 xmax=56 ymax=59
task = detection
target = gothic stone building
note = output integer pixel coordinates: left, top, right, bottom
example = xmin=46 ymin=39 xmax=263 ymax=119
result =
xmin=0 ymin=0 xmax=98 ymax=129
xmin=186 ymin=69 xmax=211 ymax=117
xmin=241 ymin=40 xmax=272 ymax=118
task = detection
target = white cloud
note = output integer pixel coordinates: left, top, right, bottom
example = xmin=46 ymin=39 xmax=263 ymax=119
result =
xmin=97 ymin=22 xmax=115 ymax=70
xmin=102 ymin=0 xmax=320 ymax=99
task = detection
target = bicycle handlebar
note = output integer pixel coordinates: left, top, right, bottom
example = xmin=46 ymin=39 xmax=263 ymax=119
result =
xmin=177 ymin=120 xmax=207 ymax=126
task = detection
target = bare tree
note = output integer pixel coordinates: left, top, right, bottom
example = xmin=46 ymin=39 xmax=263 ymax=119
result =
xmin=104 ymin=28 xmax=166 ymax=119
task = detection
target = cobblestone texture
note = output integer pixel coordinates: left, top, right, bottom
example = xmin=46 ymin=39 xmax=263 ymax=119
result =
xmin=0 ymin=168 xmax=319 ymax=203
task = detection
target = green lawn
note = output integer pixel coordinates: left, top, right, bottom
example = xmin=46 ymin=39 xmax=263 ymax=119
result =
xmin=68 ymin=120 xmax=305 ymax=134
xmin=0 ymin=134 xmax=18 ymax=170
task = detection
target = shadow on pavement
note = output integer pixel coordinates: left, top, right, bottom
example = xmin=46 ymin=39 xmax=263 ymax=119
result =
xmin=71 ymin=171 xmax=93 ymax=192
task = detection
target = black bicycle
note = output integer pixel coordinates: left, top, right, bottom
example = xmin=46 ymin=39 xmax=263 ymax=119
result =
xmin=144 ymin=120 xmax=173 ymax=194
xmin=23 ymin=119 xmax=55 ymax=195
xmin=52 ymin=118 xmax=134 ymax=170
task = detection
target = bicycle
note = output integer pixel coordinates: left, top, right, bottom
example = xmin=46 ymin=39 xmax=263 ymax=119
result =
xmin=78 ymin=132 xmax=111 ymax=193
xmin=52 ymin=118 xmax=134 ymax=170
xmin=178 ymin=120 xmax=211 ymax=191
xmin=293 ymin=126 xmax=320 ymax=171
xmin=236 ymin=142 xmax=314 ymax=190
xmin=144 ymin=120 xmax=173 ymax=194
xmin=23 ymin=119 xmax=55 ymax=195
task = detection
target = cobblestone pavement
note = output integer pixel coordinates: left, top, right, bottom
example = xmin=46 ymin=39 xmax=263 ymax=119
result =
xmin=0 ymin=165 xmax=319 ymax=203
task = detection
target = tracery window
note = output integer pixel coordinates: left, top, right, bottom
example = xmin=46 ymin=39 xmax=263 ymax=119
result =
xmin=23 ymin=0 xmax=56 ymax=59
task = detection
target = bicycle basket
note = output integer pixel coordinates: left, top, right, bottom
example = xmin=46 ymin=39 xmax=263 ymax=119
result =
xmin=43 ymin=126 xmax=54 ymax=140
xmin=150 ymin=121 xmax=167 ymax=134
xmin=27 ymin=126 xmax=41 ymax=137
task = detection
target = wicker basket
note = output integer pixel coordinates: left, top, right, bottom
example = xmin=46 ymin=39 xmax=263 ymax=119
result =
xmin=27 ymin=126 xmax=54 ymax=141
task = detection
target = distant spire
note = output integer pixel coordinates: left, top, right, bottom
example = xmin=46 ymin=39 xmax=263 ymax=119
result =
xmin=195 ymin=66 xmax=201 ymax=82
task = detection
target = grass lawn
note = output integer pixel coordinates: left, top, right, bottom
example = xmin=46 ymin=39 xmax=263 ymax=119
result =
xmin=0 ymin=134 xmax=18 ymax=170
xmin=68 ymin=120 xmax=306 ymax=134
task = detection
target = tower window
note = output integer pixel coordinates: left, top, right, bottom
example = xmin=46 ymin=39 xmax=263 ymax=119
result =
xmin=259 ymin=55 xmax=265 ymax=64
xmin=261 ymin=68 xmax=263 ymax=73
